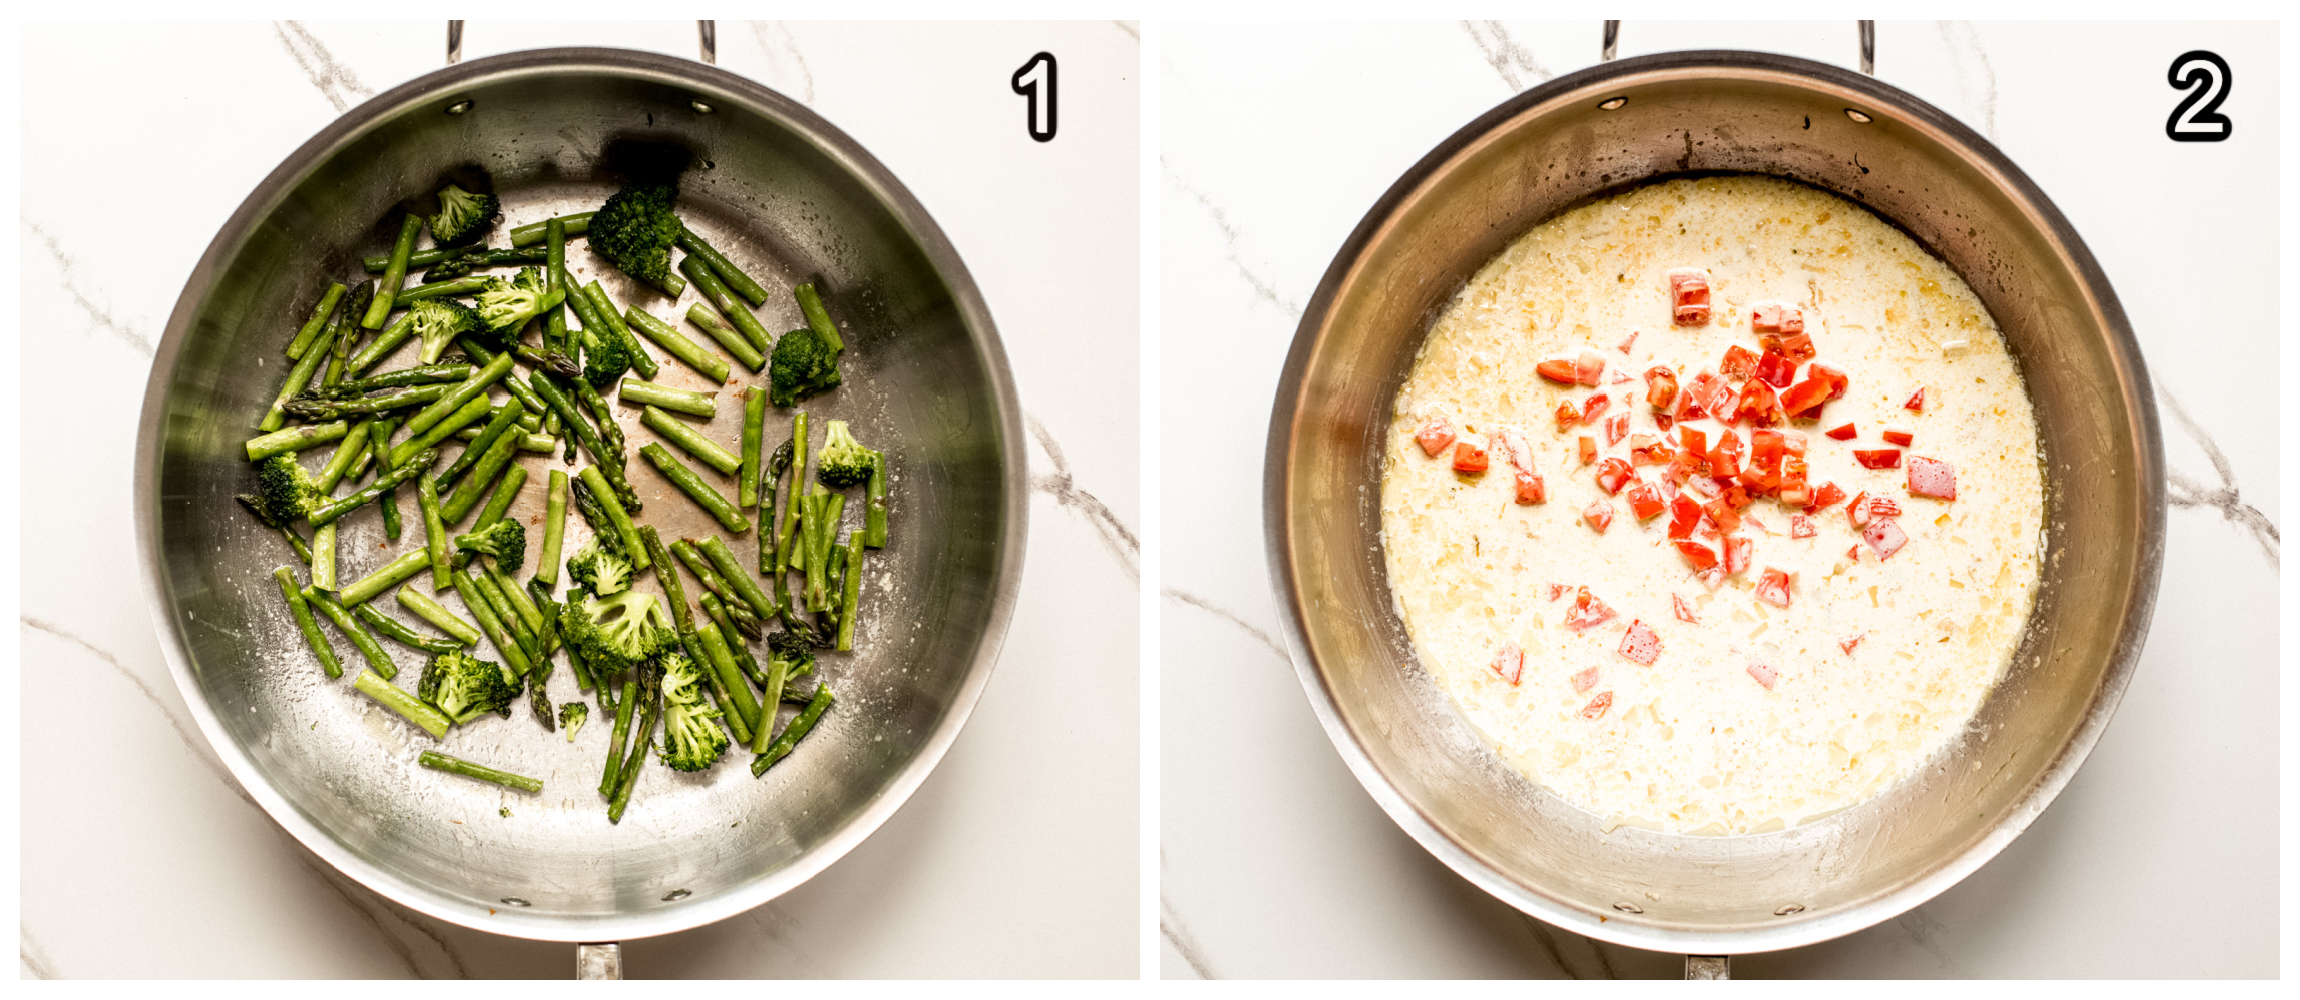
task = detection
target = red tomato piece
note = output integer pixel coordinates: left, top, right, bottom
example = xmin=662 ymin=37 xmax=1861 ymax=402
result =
xmin=1862 ymin=516 xmax=1908 ymax=559
xmin=1751 ymin=301 xmax=1805 ymax=335
xmin=1805 ymin=481 xmax=1846 ymax=513
xmin=1672 ymin=592 xmax=1701 ymax=624
xmin=1823 ymin=422 xmax=1858 ymax=441
xmin=1552 ymin=399 xmax=1579 ymax=432
xmin=1790 ymin=514 xmax=1816 ymax=539
xmin=1777 ymin=331 xmax=1816 ymax=363
xmin=1719 ymin=483 xmax=1754 ymax=510
xmin=1847 ymin=543 xmax=1862 ymax=561
xmin=1575 ymin=349 xmax=1607 ymax=387
xmin=1577 ymin=436 xmax=1597 ymax=465
xmin=1619 ymin=620 xmax=1662 ymax=665
xmin=1667 ymin=495 xmax=1702 ymax=539
xmin=1664 ymin=451 xmax=1703 ymax=486
xmin=1703 ymin=377 xmax=1739 ymax=420
xmin=1572 ymin=667 xmax=1600 ymax=693
xmin=1723 ymin=536 xmax=1753 ymax=574
xmin=1720 ymin=345 xmax=1758 ymax=380
xmin=1777 ymin=457 xmax=1810 ymax=506
xmin=1734 ymin=379 xmax=1785 ymax=427
xmin=1583 ymin=500 xmax=1614 ymax=534
xmin=1617 ymin=330 xmax=1639 ymax=354
xmin=1780 ymin=377 xmax=1832 ymax=419
xmin=1756 ymin=567 xmax=1793 ymax=608
xmin=1678 ymin=426 xmax=1708 ymax=456
xmin=1565 ymin=587 xmax=1618 ymax=631
xmin=1581 ymin=392 xmax=1611 ymax=426
xmin=1846 ymin=490 xmax=1870 ymax=527
xmin=1604 ymin=413 xmax=1629 ymax=446
xmin=1754 ymin=348 xmax=1796 ymax=388
xmin=1595 ymin=457 xmax=1634 ymax=494
xmin=1675 ymin=540 xmax=1718 ymax=573
xmin=1537 ymin=359 xmax=1578 ymax=384
xmin=1655 ymin=412 xmax=1675 ymax=433
xmin=1668 ymin=268 xmax=1711 ymax=326
xmin=1881 ymin=428 xmax=1914 ymax=447
xmin=1581 ymin=691 xmax=1615 ymax=719
xmin=1904 ymin=386 xmax=1926 ymax=411
xmin=1513 ymin=470 xmax=1546 ymax=505
xmin=1853 ymin=449 xmax=1902 ymax=469
xmin=1453 ymin=441 xmax=1489 ymax=474
xmin=1809 ymin=363 xmax=1850 ymax=400
xmin=1608 ymin=369 xmax=1632 ymax=384
xmin=1414 ymin=418 xmax=1457 ymax=457
xmin=1548 ymin=583 xmax=1569 ymax=602
xmin=1629 ymin=434 xmax=1673 ymax=466
xmin=1907 ymin=456 xmax=1957 ymax=499
xmin=1751 ymin=429 xmax=1785 ymax=474
xmin=1702 ymin=498 xmax=1742 ymax=535
xmin=1489 ymin=643 xmax=1524 ymax=686
xmin=1626 ymin=482 xmax=1665 ymax=520
xmin=1644 ymin=366 xmax=1678 ymax=409
xmin=1838 ymin=633 xmax=1864 ymax=655
xmin=1708 ymin=431 xmax=1744 ymax=478
xmin=1746 ymin=660 xmax=1777 ymax=691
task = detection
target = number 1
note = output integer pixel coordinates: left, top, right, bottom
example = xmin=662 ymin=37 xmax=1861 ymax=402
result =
xmin=1012 ymin=52 xmax=1056 ymax=142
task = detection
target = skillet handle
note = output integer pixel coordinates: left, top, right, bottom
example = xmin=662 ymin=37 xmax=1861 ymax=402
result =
xmin=1685 ymin=955 xmax=1730 ymax=979
xmin=577 ymin=943 xmax=624 ymax=980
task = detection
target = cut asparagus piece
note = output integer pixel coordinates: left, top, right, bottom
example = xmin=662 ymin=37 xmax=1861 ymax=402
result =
xmin=396 ymin=586 xmax=480 ymax=646
xmin=641 ymin=443 xmax=751 ymax=533
xmin=354 ymin=671 xmax=450 ymax=739
xmin=618 ymin=377 xmax=717 ymax=418
xmin=276 ymin=566 xmax=341 ymax=678
xmin=419 ymin=750 xmax=543 ymax=793
xmin=641 ymin=405 xmax=740 ymax=475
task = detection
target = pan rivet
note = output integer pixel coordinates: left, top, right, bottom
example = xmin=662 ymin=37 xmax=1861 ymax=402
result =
xmin=690 ymin=100 xmax=716 ymax=115
xmin=1613 ymin=901 xmax=1643 ymax=914
xmin=445 ymin=100 xmax=474 ymax=116
xmin=662 ymin=888 xmax=692 ymax=902
xmin=500 ymin=896 xmax=531 ymax=907
xmin=1599 ymin=97 xmax=1627 ymax=110
xmin=1844 ymin=108 xmax=1873 ymax=124
xmin=1775 ymin=903 xmax=1805 ymax=915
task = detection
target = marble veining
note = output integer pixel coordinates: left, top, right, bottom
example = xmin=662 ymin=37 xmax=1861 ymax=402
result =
xmin=23 ymin=220 xmax=156 ymax=356
xmin=274 ymin=20 xmax=375 ymax=114
xmin=1113 ymin=21 xmax=1141 ymax=41
xmin=2160 ymin=390 xmax=2278 ymax=567
xmin=1161 ymin=588 xmax=1283 ymax=660
xmin=1163 ymin=164 xmax=1303 ymax=319
xmin=1932 ymin=21 xmax=1998 ymax=140
xmin=21 ymin=615 xmax=249 ymax=805
xmin=289 ymin=849 xmax=472 ymax=979
xmin=1462 ymin=20 xmax=1553 ymax=93
xmin=743 ymin=21 xmax=816 ymax=105
xmin=20 ymin=930 xmax=58 ymax=980
xmin=1028 ymin=414 xmax=1141 ymax=579
xmin=1159 ymin=893 xmax=1218 ymax=979
xmin=1515 ymin=912 xmax=1619 ymax=979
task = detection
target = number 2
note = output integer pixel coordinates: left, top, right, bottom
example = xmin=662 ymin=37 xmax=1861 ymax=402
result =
xmin=1012 ymin=52 xmax=1057 ymax=143
xmin=2166 ymin=50 xmax=2232 ymax=142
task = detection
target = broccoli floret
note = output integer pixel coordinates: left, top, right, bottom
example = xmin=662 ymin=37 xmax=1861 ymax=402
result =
xmin=589 ymin=181 xmax=683 ymax=292
xmin=410 ymin=297 xmax=483 ymax=364
xmin=453 ymin=519 xmax=527 ymax=570
xmin=430 ymin=183 xmax=500 ymax=247
xmin=654 ymin=650 xmax=729 ymax=771
xmin=472 ymin=267 xmax=565 ymax=343
xmin=559 ymin=589 xmax=674 ymax=677
xmin=560 ymin=701 xmax=589 ymax=741
xmin=580 ymin=326 xmax=633 ymax=390
xmin=564 ymin=538 xmax=632 ymax=597
xmin=238 ymin=453 xmax=325 ymax=526
xmin=767 ymin=628 xmax=818 ymax=680
xmin=416 ymin=649 xmax=523 ymax=726
xmin=767 ymin=327 xmax=843 ymax=407
xmin=814 ymin=420 xmax=878 ymax=488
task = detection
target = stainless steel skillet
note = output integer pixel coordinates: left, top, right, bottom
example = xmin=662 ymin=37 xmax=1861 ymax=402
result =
xmin=134 ymin=46 xmax=1026 ymax=952
xmin=1264 ymin=49 xmax=2162 ymax=958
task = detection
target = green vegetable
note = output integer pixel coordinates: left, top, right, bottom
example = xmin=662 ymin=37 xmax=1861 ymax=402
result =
xmin=419 ymin=750 xmax=541 ymax=792
xmin=685 ymin=303 xmax=766 ymax=371
xmin=276 ymin=566 xmax=341 ymax=679
xmin=397 ymin=586 xmax=480 ymax=646
xmin=338 ymin=549 xmax=432 ymax=607
xmin=304 ymin=586 xmax=394 ymax=679
xmin=576 ymin=466 xmax=648 ymax=569
xmin=752 ymin=682 xmax=833 ymax=777
xmin=430 ymin=183 xmax=500 ymax=247
xmin=308 ymin=449 xmax=437 ymax=527
xmin=538 ymin=470 xmax=569 ymax=587
xmin=582 ymin=282 xmax=657 ymax=379
xmin=365 ymin=212 xmax=425 ymax=330
xmin=641 ymin=443 xmax=750 ymax=533
xmin=453 ymin=518 xmax=527 ymax=572
xmin=767 ymin=325 xmax=842 ymax=407
xmin=560 ymin=702 xmax=589 ymax=741
xmin=416 ymin=647 xmax=523 ymax=726
xmin=241 ymin=453 xmax=325 ymax=525
xmin=559 ymin=588 xmax=674 ymax=679
xmin=814 ymin=419 xmax=878 ymax=488
xmin=418 ymin=474 xmax=451 ymax=590
xmin=286 ymin=282 xmax=348 ymax=360
xmin=472 ymin=268 xmax=567 ymax=344
xmin=680 ymin=255 xmax=772 ymax=355
xmin=588 ymin=181 xmax=687 ymax=297
xmin=739 ymin=387 xmax=766 ymax=508
xmin=641 ymin=405 xmax=739 ymax=475
xmin=509 ymin=212 xmax=594 ymax=247
xmin=352 ymin=602 xmax=460 ymax=655
xmin=654 ymin=649 xmax=730 ymax=772
xmin=408 ymin=298 xmax=485 ymax=366
xmin=628 ymin=305 xmax=731 ymax=383
xmin=565 ymin=538 xmax=633 ymax=597
xmin=354 ymin=671 xmax=450 ymax=739
xmin=618 ymin=377 xmax=716 ymax=418
xmin=676 ymin=226 xmax=770 ymax=307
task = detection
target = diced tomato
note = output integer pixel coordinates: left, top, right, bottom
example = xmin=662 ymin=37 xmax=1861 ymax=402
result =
xmin=1862 ymin=516 xmax=1908 ymax=560
xmin=1777 ymin=331 xmax=1816 ymax=363
xmin=1746 ymin=660 xmax=1777 ymax=691
xmin=1847 ymin=490 xmax=1870 ymax=527
xmin=1675 ymin=371 xmax=1721 ymax=422
xmin=1838 ymin=633 xmax=1864 ymax=655
xmin=1735 ymin=466 xmax=1778 ymax=498
xmin=1695 ymin=567 xmax=1726 ymax=591
xmin=1537 ymin=359 xmax=1578 ymax=384
xmin=1702 ymin=498 xmax=1742 ymax=535
xmin=1720 ymin=345 xmax=1758 ymax=380
xmin=1751 ymin=429 xmax=1785 ymax=474
xmin=1848 ymin=493 xmax=1900 ymax=527
xmin=1626 ymin=482 xmax=1665 ymax=521
xmin=1452 ymin=441 xmax=1489 ymax=474
xmin=1565 ymin=587 xmax=1618 ymax=631
xmin=1594 ymin=457 xmax=1634 ymax=494
xmin=1751 ymin=301 xmax=1805 ymax=335
xmin=1489 ymin=643 xmax=1524 ymax=685
xmin=1548 ymin=583 xmax=1569 ymax=602
xmin=1678 ymin=426 xmax=1708 ymax=456
xmin=1572 ymin=666 xmax=1600 ymax=693
xmin=1629 ymin=434 xmax=1673 ymax=466
xmin=1907 ymin=456 xmax=1957 ymax=499
xmin=1734 ymin=379 xmax=1785 ymax=426
xmin=1853 ymin=449 xmax=1902 ymax=469
xmin=1810 ymin=363 xmax=1850 ymax=400
xmin=1608 ymin=369 xmax=1631 ymax=384
xmin=1414 ymin=418 xmax=1456 ymax=456
xmin=1513 ymin=470 xmax=1546 ymax=505
xmin=1685 ymin=475 xmax=1721 ymax=500
xmin=1619 ymin=620 xmax=1661 ymax=665
xmin=1881 ymin=428 xmax=1914 ymax=447
xmin=1581 ymin=393 xmax=1611 ymax=426
xmin=1575 ymin=349 xmax=1607 ymax=387
xmin=1618 ymin=330 xmax=1639 ymax=354
xmin=1644 ymin=366 xmax=1678 ymax=409
xmin=1777 ymin=456 xmax=1810 ymax=506
xmin=1655 ymin=413 xmax=1674 ymax=433
xmin=1756 ymin=567 xmax=1793 ymax=608
xmin=1720 ymin=483 xmax=1754 ymax=510
xmin=1824 ymin=422 xmax=1857 ymax=441
xmin=1805 ymin=481 xmax=1847 ymax=513
xmin=1846 ymin=543 xmax=1862 ymax=561
xmin=1755 ymin=348 xmax=1796 ymax=388
xmin=1667 ymin=495 xmax=1702 ymax=539
xmin=1581 ymin=691 xmax=1615 ymax=719
xmin=1583 ymin=500 xmax=1614 ymax=534
xmin=1577 ymin=436 xmax=1596 ymax=465
xmin=1723 ymin=536 xmax=1753 ymax=574
xmin=1675 ymin=540 xmax=1718 ymax=573
xmin=1708 ymin=431 xmax=1744 ymax=478
xmin=1703 ymin=377 xmax=1739 ymax=420
xmin=1672 ymin=592 xmax=1700 ymax=624
xmin=1904 ymin=386 xmax=1926 ymax=411
xmin=1668 ymin=268 xmax=1711 ymax=326
xmin=1663 ymin=451 xmax=1703 ymax=486
xmin=1604 ymin=413 xmax=1629 ymax=446
xmin=1555 ymin=399 xmax=1581 ymax=431
xmin=1780 ymin=376 xmax=1833 ymax=419
xmin=1790 ymin=514 xmax=1816 ymax=538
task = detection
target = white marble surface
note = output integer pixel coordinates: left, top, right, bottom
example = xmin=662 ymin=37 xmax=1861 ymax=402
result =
xmin=1158 ymin=20 xmax=2278 ymax=978
xmin=19 ymin=20 xmax=1139 ymax=978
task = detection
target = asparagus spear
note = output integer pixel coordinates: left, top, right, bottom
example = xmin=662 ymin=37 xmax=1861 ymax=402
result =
xmin=321 ymin=363 xmax=475 ymax=396
xmin=683 ymin=304 xmax=766 ymax=371
xmin=396 ymin=586 xmax=480 ymax=646
xmin=680 ymin=255 xmax=773 ymax=355
xmin=354 ymin=671 xmax=450 ymax=739
xmin=676 ymin=226 xmax=770 ymax=307
xmin=364 ymin=212 xmax=425 ymax=329
xmin=364 ymin=244 xmax=550 ymax=272
xmin=419 ymin=474 xmax=452 ymax=590
xmin=437 ymin=396 xmax=526 ymax=492
xmin=285 ymin=282 xmax=348 ymax=360
xmin=751 ymin=684 xmax=834 ymax=776
xmin=641 ymin=443 xmax=751 ymax=533
xmin=440 ymin=430 xmax=522 ymax=524
xmin=697 ymin=536 xmax=776 ymax=627
xmin=310 ymin=523 xmax=338 ymax=592
xmin=576 ymin=466 xmax=649 ymax=570
xmin=451 ymin=567 xmax=532 ymax=677
xmin=338 ymin=549 xmax=431 ymax=607
xmin=283 ymin=383 xmax=452 ymax=423
xmin=259 ymin=321 xmax=339 ymax=433
xmin=312 ymin=420 xmax=373 ymax=494
xmin=606 ymin=671 xmax=660 ymax=823
xmin=544 ymin=217 xmax=572 ymax=356
xmin=693 ymin=620 xmax=760 ymax=743
xmin=641 ymin=405 xmax=740 ymax=475
xmin=581 ymin=282 xmax=657 ymax=379
xmin=627 ymin=305 xmax=732 ymax=383
xmin=401 ymin=353 xmax=515 ymax=443
xmin=618 ymin=378 xmax=717 ymax=419
xmin=671 ymin=539 xmax=763 ymax=635
xmin=837 ymin=536 xmax=864 ymax=651
xmin=276 ymin=566 xmax=341 ymax=678
xmin=419 ymin=751 xmax=543 ymax=793
xmin=304 ymin=586 xmax=395 ymax=679
xmin=389 ymin=395 xmax=493 ymax=467
xmin=701 ymin=592 xmax=767 ymax=686
xmin=370 ymin=416 xmax=404 ymax=541
xmin=537 ymin=470 xmax=569 ymax=587
xmin=308 ymin=448 xmax=438 ymax=527
xmin=352 ymin=602 xmax=461 ymax=655
xmin=599 ymin=673 xmax=638 ymax=796
xmin=509 ymin=212 xmax=594 ymax=247
xmin=534 ymin=374 xmax=642 ymax=512
xmin=739 ymin=388 xmax=765 ymax=508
